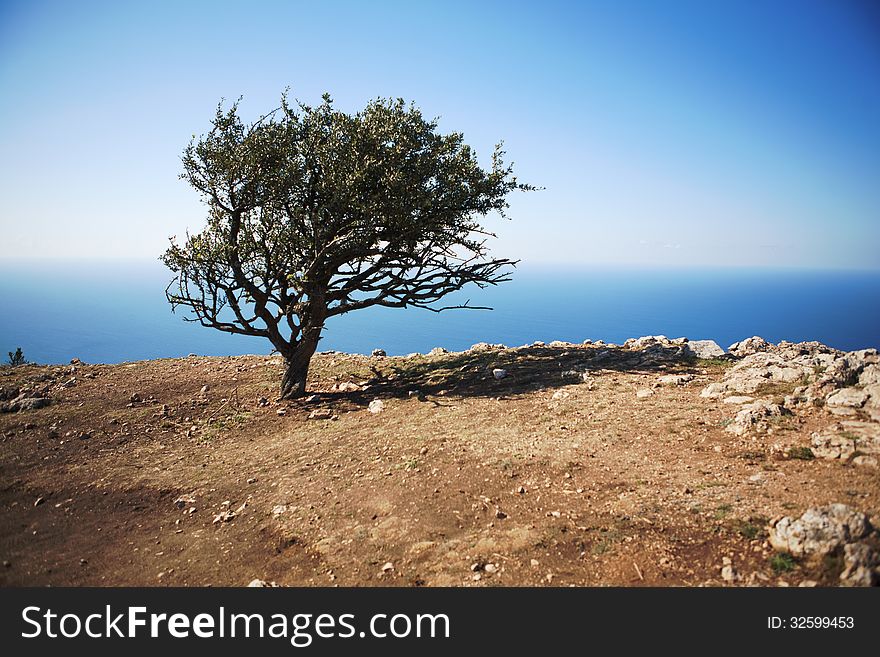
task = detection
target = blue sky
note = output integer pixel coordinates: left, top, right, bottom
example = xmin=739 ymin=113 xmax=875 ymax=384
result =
xmin=0 ymin=0 xmax=878 ymax=268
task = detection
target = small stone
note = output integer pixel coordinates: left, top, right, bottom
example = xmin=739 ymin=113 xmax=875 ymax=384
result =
xmin=200 ymin=385 xmax=209 ymax=394
xmin=308 ymin=409 xmax=333 ymax=421
xmin=492 ymin=368 xmax=508 ymax=380
xmin=276 ymin=408 xmax=287 ymax=416
xmin=530 ymin=559 xmax=539 ymax=567
xmin=272 ymin=505 xmax=287 ymax=517
xmin=247 ymin=477 xmax=257 ymax=484
xmin=129 ymin=393 xmax=141 ymax=403
xmin=34 ymin=496 xmax=45 ymax=507
xmin=636 ymin=388 xmax=654 ymax=398
xmin=381 ymin=562 xmax=394 ymax=573
xmin=721 ymin=564 xmax=738 ymax=582
xmin=495 ymin=510 xmax=507 ymax=519
xmin=248 ymin=579 xmax=279 ymax=587
xmin=419 ymin=446 xmax=428 ymax=455
xmin=484 ymin=563 xmax=498 ymax=573
xmin=371 ymin=349 xmax=386 ymax=357
xmin=368 ymin=399 xmax=385 ymax=414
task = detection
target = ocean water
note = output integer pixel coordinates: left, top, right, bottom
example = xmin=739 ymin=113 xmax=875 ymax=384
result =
xmin=0 ymin=260 xmax=878 ymax=365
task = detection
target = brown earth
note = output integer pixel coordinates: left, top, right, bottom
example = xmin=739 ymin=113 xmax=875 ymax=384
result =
xmin=1 ymin=344 xmax=877 ymax=587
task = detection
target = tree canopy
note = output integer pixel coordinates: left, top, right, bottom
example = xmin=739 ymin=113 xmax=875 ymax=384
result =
xmin=163 ymin=92 xmax=533 ymax=398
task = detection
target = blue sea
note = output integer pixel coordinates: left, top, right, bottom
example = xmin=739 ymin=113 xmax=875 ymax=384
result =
xmin=1 ymin=260 xmax=878 ymax=365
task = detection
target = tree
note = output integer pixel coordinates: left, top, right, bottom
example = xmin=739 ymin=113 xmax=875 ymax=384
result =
xmin=163 ymin=92 xmax=533 ymax=399
xmin=6 ymin=347 xmax=27 ymax=367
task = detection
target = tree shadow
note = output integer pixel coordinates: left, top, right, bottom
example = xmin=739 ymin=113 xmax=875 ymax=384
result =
xmin=295 ymin=343 xmax=727 ymax=412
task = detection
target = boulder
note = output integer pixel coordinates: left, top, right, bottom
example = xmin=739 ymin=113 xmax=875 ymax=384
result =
xmin=725 ymin=400 xmax=788 ymax=435
xmin=728 ymin=336 xmax=771 ymax=357
xmin=768 ymin=504 xmax=871 ymax=557
xmin=685 ymin=340 xmax=725 ymax=359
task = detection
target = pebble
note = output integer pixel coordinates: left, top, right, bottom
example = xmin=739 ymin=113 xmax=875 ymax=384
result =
xmin=368 ymin=399 xmax=385 ymax=414
xmin=492 ymin=369 xmax=508 ymax=380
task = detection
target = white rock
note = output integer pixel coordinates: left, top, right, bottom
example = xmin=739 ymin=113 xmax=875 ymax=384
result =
xmin=368 ymin=399 xmax=385 ymax=414
xmin=492 ymin=368 xmax=508 ymax=380
xmin=723 ymin=396 xmax=755 ymax=404
xmin=686 ymin=340 xmax=726 ymax=359
xmin=768 ymin=504 xmax=871 ymax=557
xmin=636 ymin=388 xmax=654 ymax=399
xmin=657 ymin=374 xmax=694 ymax=386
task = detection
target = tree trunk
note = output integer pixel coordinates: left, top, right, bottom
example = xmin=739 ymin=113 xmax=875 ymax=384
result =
xmin=279 ymin=334 xmax=320 ymax=399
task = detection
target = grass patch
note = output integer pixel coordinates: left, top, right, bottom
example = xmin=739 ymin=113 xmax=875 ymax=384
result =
xmin=731 ymin=517 xmax=768 ymax=540
xmin=770 ymin=553 xmax=797 ymax=574
xmin=787 ymin=446 xmax=815 ymax=461
xmin=713 ymin=504 xmax=733 ymax=520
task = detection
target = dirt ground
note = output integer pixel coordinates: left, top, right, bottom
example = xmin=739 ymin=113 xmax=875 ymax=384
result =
xmin=1 ymin=344 xmax=877 ymax=587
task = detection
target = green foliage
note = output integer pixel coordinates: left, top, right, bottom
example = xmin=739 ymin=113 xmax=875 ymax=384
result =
xmin=6 ymin=347 xmax=27 ymax=367
xmin=163 ymin=91 xmax=533 ymax=397
xmin=787 ymin=446 xmax=815 ymax=460
xmin=770 ymin=553 xmax=797 ymax=574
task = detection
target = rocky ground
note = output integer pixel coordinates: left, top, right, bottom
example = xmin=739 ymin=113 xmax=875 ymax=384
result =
xmin=1 ymin=336 xmax=878 ymax=587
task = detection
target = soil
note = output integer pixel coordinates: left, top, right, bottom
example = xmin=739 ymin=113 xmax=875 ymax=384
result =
xmin=1 ymin=344 xmax=877 ymax=587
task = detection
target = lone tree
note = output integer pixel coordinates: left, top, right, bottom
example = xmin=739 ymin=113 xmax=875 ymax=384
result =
xmin=163 ymin=93 xmax=532 ymax=399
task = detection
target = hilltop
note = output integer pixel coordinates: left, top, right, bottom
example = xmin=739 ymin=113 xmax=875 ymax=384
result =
xmin=1 ymin=336 xmax=878 ymax=587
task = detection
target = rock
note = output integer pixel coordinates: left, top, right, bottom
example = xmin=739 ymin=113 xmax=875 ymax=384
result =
xmin=200 ymin=385 xmax=209 ymax=394
xmin=492 ymin=368 xmax=508 ymax=380
xmin=336 ymin=381 xmax=360 ymax=392
xmin=636 ymin=388 xmax=654 ymax=399
xmin=470 ymin=342 xmax=493 ymax=351
xmin=381 ymin=562 xmax=394 ymax=573
xmin=726 ymin=400 xmax=788 ymax=435
xmin=484 ymin=563 xmax=498 ymax=573
xmin=728 ymin=336 xmax=771 ymax=357
xmin=213 ymin=510 xmax=235 ymax=524
xmin=686 ymin=340 xmax=725 ymax=359
xmin=272 ymin=504 xmax=287 ymax=517
xmin=308 ymin=409 xmax=333 ymax=421
xmin=129 ymin=393 xmax=142 ymax=403
xmin=551 ymin=390 xmax=570 ymax=400
xmin=723 ymin=396 xmax=755 ymax=404
xmin=721 ymin=564 xmax=738 ymax=583
xmin=700 ymin=382 xmax=727 ymax=398
xmin=840 ymin=542 xmax=879 ymax=587
xmin=768 ymin=504 xmax=871 ymax=557
xmin=859 ymin=364 xmax=880 ymax=386
xmin=429 ymin=347 xmax=447 ymax=356
xmin=248 ymin=579 xmax=279 ymax=587
xmin=70 ymin=358 xmax=82 ymax=365
xmin=825 ymin=387 xmax=868 ymax=411
xmin=657 ymin=374 xmax=693 ymax=386
xmin=368 ymin=399 xmax=385 ymax=414
xmin=371 ymin=349 xmax=386 ymax=357
xmin=548 ymin=341 xmax=569 ymax=348
xmin=276 ymin=408 xmax=287 ymax=416
xmin=811 ymin=421 xmax=880 ymax=465
xmin=0 ymin=386 xmax=20 ymax=402
xmin=4 ymin=397 xmax=51 ymax=412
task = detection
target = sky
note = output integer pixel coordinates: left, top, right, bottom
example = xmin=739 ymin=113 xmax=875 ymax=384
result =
xmin=0 ymin=0 xmax=878 ymax=269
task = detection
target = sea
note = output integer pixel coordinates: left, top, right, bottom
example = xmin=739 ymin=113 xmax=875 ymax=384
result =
xmin=1 ymin=260 xmax=878 ymax=365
